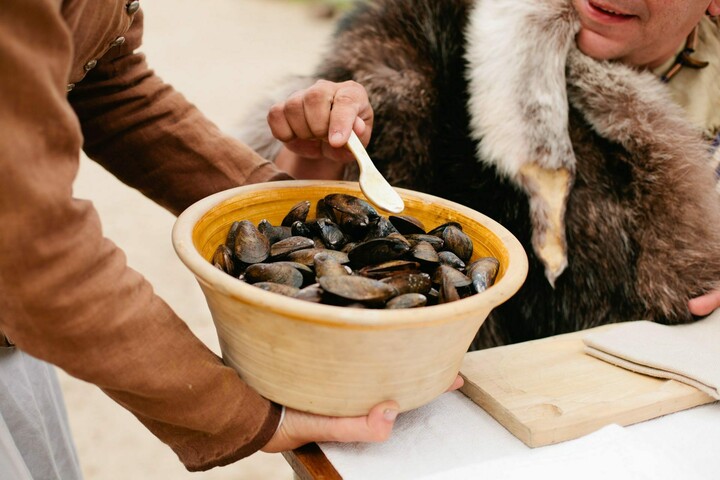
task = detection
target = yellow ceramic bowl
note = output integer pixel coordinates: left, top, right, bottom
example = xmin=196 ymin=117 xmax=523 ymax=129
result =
xmin=172 ymin=180 xmax=527 ymax=416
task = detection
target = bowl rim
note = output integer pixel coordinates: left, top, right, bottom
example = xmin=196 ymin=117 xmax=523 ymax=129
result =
xmin=172 ymin=180 xmax=528 ymax=329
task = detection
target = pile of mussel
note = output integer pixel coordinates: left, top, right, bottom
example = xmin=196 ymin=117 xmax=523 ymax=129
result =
xmin=211 ymin=193 xmax=500 ymax=309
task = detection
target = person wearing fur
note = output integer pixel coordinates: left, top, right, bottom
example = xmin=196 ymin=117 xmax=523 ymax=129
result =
xmin=239 ymin=0 xmax=720 ymax=348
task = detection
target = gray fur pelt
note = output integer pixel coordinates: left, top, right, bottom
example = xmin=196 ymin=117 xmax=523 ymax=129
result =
xmin=240 ymin=0 xmax=720 ymax=348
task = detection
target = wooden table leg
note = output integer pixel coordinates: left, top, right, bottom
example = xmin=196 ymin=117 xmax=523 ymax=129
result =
xmin=282 ymin=443 xmax=342 ymax=480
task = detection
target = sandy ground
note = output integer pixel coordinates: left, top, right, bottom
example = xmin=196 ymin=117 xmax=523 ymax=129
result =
xmin=62 ymin=1 xmax=336 ymax=478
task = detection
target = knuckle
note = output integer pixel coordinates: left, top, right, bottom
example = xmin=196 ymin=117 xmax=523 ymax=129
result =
xmin=341 ymin=80 xmax=367 ymax=98
xmin=341 ymin=79 xmax=362 ymax=91
xmin=331 ymin=91 xmax=357 ymax=107
xmin=304 ymin=87 xmax=330 ymax=107
xmin=283 ymin=96 xmax=303 ymax=114
xmin=266 ymin=104 xmax=284 ymax=122
xmin=313 ymin=79 xmax=333 ymax=90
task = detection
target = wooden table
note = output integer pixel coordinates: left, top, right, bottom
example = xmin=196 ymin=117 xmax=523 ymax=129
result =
xmin=282 ymin=443 xmax=341 ymax=480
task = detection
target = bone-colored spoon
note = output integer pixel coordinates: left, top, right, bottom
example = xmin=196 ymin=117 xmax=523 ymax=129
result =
xmin=345 ymin=130 xmax=405 ymax=213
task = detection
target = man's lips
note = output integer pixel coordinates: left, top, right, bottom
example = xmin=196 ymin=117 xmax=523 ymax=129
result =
xmin=586 ymin=0 xmax=636 ymax=22
xmin=589 ymin=1 xmax=633 ymax=16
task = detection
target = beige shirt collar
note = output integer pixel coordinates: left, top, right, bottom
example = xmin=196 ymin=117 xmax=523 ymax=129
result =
xmin=653 ymin=16 xmax=720 ymax=138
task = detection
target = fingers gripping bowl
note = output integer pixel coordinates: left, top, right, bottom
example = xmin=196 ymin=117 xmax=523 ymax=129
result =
xmin=172 ymin=180 xmax=528 ymax=416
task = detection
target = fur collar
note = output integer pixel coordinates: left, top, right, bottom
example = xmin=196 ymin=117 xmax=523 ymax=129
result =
xmin=465 ymin=0 xmax=579 ymax=177
xmin=464 ymin=0 xmax=713 ymax=284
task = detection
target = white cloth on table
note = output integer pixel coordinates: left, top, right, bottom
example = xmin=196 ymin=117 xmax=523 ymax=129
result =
xmin=420 ymin=424 xmax=700 ymax=480
xmin=319 ymin=391 xmax=720 ymax=480
xmin=0 ymin=347 xmax=83 ymax=480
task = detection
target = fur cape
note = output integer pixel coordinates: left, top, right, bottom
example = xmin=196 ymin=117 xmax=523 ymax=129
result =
xmin=241 ymin=0 xmax=720 ymax=348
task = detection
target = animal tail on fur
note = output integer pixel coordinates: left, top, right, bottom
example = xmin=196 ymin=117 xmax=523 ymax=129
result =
xmin=464 ymin=0 xmax=580 ymax=285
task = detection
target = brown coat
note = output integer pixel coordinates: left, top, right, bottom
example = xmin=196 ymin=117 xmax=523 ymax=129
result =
xmin=0 ymin=0 xmax=290 ymax=471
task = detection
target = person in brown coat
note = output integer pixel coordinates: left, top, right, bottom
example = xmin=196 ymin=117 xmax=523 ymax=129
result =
xmin=0 ymin=1 xmax=438 ymax=477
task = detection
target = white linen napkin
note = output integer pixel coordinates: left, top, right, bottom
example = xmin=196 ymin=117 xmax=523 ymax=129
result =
xmin=583 ymin=309 xmax=720 ymax=399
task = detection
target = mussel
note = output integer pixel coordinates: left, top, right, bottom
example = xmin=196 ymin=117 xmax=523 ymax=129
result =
xmin=233 ymin=220 xmax=270 ymax=265
xmin=282 ymin=200 xmax=311 ymax=227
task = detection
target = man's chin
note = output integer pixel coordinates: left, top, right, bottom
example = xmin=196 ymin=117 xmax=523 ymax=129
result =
xmin=575 ymin=29 xmax=625 ymax=62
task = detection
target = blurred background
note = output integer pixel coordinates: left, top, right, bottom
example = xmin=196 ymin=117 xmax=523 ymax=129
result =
xmin=64 ymin=0 xmax=350 ymax=478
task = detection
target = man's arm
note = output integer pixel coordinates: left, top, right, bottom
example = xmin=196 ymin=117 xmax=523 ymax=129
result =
xmin=69 ymin=10 xmax=291 ymax=216
xmin=0 ymin=1 xmax=281 ymax=470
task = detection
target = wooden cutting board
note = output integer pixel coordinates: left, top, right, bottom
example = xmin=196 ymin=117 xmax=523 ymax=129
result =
xmin=459 ymin=324 xmax=715 ymax=448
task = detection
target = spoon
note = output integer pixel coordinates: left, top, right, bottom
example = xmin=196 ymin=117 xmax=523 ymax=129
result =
xmin=345 ymin=130 xmax=405 ymax=213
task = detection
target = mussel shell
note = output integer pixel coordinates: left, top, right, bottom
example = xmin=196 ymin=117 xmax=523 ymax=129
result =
xmin=341 ymin=241 xmax=358 ymax=253
xmin=286 ymin=248 xmax=350 ymax=267
xmin=212 ymin=244 xmax=235 ymax=276
xmin=293 ymin=283 xmax=325 ymax=303
xmin=269 ymin=235 xmax=315 ymax=259
xmin=311 ymin=218 xmax=347 ymax=250
xmin=362 ymin=216 xmax=398 ymax=241
xmin=389 ymin=214 xmax=426 ymax=235
xmin=410 ymin=240 xmax=440 ymax=266
xmin=426 ymin=287 xmax=439 ymax=305
xmin=438 ymin=274 xmax=460 ymax=304
xmin=467 ymin=257 xmax=500 ymax=293
xmin=405 ymin=234 xmax=445 ymax=251
xmin=428 ymin=221 xmax=463 ymax=237
xmin=344 ymin=302 xmax=370 ymax=309
xmin=258 ymin=220 xmax=292 ymax=245
xmin=347 ymin=237 xmax=411 ymax=267
xmin=357 ymin=260 xmax=421 ymax=279
xmin=314 ymin=251 xmax=351 ymax=279
xmin=432 ymin=265 xmax=472 ymax=288
xmin=380 ymin=272 xmax=432 ymax=295
xmin=244 ymin=263 xmax=304 ymax=288
xmin=319 ymin=275 xmax=397 ymax=303
xmin=324 ymin=193 xmax=380 ymax=236
xmin=291 ymin=220 xmax=314 ymax=238
xmin=386 ymin=232 xmax=411 ymax=248
xmin=225 ymin=221 xmax=242 ymax=249
xmin=386 ymin=293 xmax=427 ymax=309
xmin=281 ymin=200 xmax=311 ymax=227
xmin=273 ymin=261 xmax=315 ymax=285
xmin=233 ymin=220 xmax=270 ymax=264
xmin=441 ymin=225 xmax=473 ymax=263
xmin=252 ymin=281 xmax=301 ymax=297
xmin=438 ymin=251 xmax=466 ymax=271
xmin=315 ymin=198 xmax=335 ymax=221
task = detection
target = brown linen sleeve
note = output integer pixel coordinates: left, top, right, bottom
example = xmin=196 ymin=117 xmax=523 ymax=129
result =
xmin=69 ymin=10 xmax=291 ymax=216
xmin=0 ymin=0 xmax=281 ymax=471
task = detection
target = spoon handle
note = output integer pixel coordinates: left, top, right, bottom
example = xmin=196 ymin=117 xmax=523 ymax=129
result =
xmin=346 ymin=130 xmax=373 ymax=173
xmin=346 ymin=131 xmax=405 ymax=213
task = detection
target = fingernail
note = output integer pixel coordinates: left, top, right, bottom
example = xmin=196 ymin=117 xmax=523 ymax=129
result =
xmin=383 ymin=408 xmax=398 ymax=422
xmin=331 ymin=131 xmax=344 ymax=145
